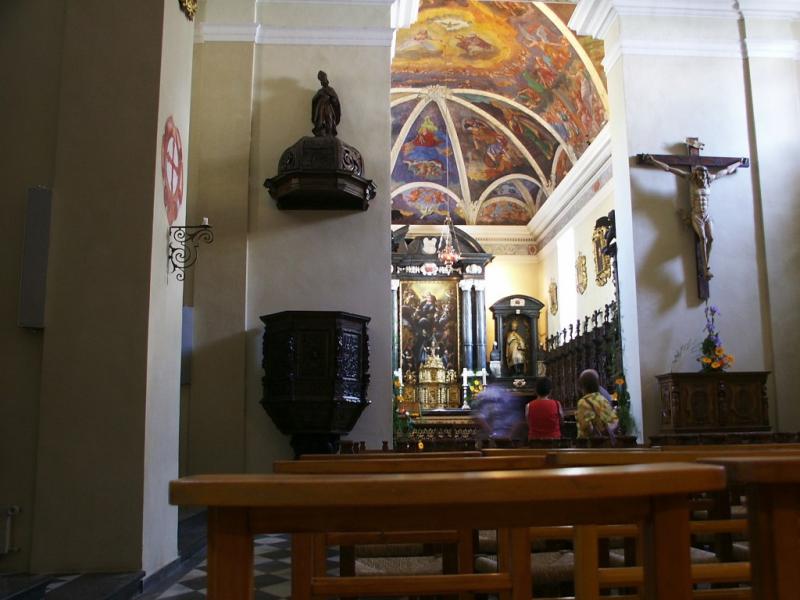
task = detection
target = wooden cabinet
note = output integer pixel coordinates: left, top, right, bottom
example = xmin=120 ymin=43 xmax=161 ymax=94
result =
xmin=657 ymin=372 xmax=770 ymax=433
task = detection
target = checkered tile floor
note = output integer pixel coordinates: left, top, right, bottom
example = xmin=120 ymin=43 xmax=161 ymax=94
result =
xmin=149 ymin=534 xmax=338 ymax=599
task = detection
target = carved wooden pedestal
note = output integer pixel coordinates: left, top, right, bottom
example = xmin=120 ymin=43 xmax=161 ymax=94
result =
xmin=657 ymin=371 xmax=770 ymax=434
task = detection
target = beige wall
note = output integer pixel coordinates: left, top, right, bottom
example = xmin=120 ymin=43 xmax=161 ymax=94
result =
xmin=246 ymin=37 xmax=393 ymax=463
xmin=0 ymin=0 xmax=65 ymax=572
xmin=184 ymin=41 xmax=253 ymax=474
xmin=0 ymin=0 xmax=192 ymax=575
xmin=184 ymin=2 xmax=396 ymax=467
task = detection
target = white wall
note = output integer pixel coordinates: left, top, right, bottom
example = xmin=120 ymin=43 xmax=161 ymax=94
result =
xmin=142 ymin=1 xmax=195 ymax=574
xmin=740 ymin=12 xmax=800 ymax=431
xmin=573 ymin=4 xmax=786 ymax=438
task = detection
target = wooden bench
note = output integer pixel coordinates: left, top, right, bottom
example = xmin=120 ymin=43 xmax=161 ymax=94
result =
xmin=299 ymin=450 xmax=483 ymax=460
xmin=701 ymin=456 xmax=800 ymax=599
xmin=274 ymin=455 xmax=547 ymax=474
xmin=275 ymin=454 xmax=549 ymax=581
xmin=170 ymin=463 xmax=726 ymax=599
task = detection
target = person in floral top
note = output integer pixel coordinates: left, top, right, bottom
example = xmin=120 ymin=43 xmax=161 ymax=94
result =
xmin=576 ymin=369 xmax=619 ymax=439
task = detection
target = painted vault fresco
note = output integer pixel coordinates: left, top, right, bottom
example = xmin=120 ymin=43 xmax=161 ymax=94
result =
xmin=391 ymin=0 xmax=607 ymax=226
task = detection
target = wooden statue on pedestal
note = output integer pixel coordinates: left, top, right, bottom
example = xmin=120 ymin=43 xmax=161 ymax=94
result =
xmin=489 ymin=295 xmax=545 ymax=389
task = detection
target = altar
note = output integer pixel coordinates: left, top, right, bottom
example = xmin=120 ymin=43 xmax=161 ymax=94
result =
xmin=391 ymin=226 xmax=493 ymax=418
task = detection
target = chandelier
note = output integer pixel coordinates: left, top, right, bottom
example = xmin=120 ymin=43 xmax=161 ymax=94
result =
xmin=437 ymin=215 xmax=461 ymax=269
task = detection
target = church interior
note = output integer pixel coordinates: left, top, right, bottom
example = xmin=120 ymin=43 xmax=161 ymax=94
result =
xmin=2 ymin=0 xmax=799 ymax=598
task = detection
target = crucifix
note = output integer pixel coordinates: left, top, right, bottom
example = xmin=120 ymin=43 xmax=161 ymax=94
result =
xmin=637 ymin=138 xmax=749 ymax=300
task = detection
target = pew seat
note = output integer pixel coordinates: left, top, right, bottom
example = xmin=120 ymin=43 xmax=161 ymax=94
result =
xmin=356 ymin=555 xmax=443 ymax=576
xmin=475 ymin=550 xmax=575 ymax=585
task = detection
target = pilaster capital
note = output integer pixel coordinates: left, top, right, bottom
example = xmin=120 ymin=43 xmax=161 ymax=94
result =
xmin=472 ymin=280 xmax=487 ymax=292
xmin=569 ymin=0 xmax=740 ymax=40
xmin=459 ymin=279 xmax=475 ymax=292
xmin=391 ymin=279 xmax=401 ymax=291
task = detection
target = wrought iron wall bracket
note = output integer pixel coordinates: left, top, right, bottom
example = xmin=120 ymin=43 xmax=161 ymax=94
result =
xmin=168 ymin=224 xmax=214 ymax=281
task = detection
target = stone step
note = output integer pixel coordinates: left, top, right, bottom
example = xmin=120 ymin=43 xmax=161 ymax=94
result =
xmin=45 ymin=572 xmax=143 ymax=600
xmin=0 ymin=574 xmax=52 ymax=600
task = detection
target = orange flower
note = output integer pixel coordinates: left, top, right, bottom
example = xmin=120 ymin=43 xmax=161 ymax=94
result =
xmin=711 ymin=361 xmax=721 ymax=369
xmin=701 ymin=356 xmax=712 ymax=364
xmin=715 ymin=347 xmax=725 ymax=356
xmin=726 ymin=355 xmax=735 ymax=364
xmin=615 ymin=377 xmax=625 ymax=386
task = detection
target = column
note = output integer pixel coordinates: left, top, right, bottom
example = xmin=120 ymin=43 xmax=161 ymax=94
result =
xmin=473 ymin=280 xmax=487 ymax=371
xmin=459 ymin=279 xmax=474 ymax=370
xmin=30 ymin=0 xmax=192 ymax=573
xmin=737 ymin=0 xmax=800 ymax=431
xmin=391 ymin=279 xmax=401 ymax=372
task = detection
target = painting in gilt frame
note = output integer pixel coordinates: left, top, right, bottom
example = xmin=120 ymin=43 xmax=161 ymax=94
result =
xmin=549 ymin=279 xmax=558 ymax=316
xmin=400 ymin=280 xmax=460 ymax=378
xmin=592 ymin=223 xmax=612 ymax=286
xmin=576 ymin=251 xmax=588 ymax=295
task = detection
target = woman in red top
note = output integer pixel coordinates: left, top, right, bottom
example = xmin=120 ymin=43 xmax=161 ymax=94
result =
xmin=526 ymin=377 xmax=563 ymax=439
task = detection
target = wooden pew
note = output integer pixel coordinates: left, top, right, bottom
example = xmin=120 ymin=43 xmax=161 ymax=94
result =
xmin=275 ymin=454 xmax=548 ymax=581
xmin=544 ymin=447 xmax=800 ymax=468
xmin=299 ymin=450 xmax=483 ymax=460
xmin=701 ymin=456 xmax=800 ymax=599
xmin=170 ymin=463 xmax=726 ymax=599
xmin=274 ymin=455 xmax=547 ymax=474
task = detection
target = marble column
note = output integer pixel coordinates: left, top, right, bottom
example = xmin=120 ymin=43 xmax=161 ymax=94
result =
xmin=459 ymin=279 xmax=474 ymax=371
xmin=391 ymin=279 xmax=400 ymax=372
xmin=473 ymin=280 xmax=487 ymax=371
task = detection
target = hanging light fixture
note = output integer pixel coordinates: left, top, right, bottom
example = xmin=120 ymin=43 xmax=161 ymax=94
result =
xmin=438 ymin=215 xmax=461 ymax=270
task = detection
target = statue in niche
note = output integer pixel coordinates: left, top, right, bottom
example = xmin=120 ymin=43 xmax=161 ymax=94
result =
xmin=311 ymin=71 xmax=341 ymax=137
xmin=505 ymin=319 xmax=527 ymax=376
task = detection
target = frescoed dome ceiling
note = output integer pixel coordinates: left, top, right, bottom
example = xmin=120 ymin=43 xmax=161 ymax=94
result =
xmin=391 ymin=0 xmax=607 ymax=226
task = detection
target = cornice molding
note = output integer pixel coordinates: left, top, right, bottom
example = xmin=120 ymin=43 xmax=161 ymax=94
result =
xmin=400 ymin=225 xmax=536 ymax=257
xmin=737 ymin=0 xmax=800 ymax=20
xmin=257 ymin=0 xmax=393 ymax=4
xmin=602 ymin=36 xmax=799 ymax=70
xmin=195 ymin=23 xmax=260 ymax=43
xmin=603 ymin=38 xmax=745 ymax=70
xmin=197 ymin=0 xmax=417 ymax=46
xmin=257 ymin=26 xmax=393 ymax=46
xmin=745 ymin=38 xmax=800 ymax=60
xmin=528 ymin=124 xmax=611 ymax=242
xmin=570 ymin=0 xmax=739 ymax=40
xmin=195 ymin=23 xmax=394 ymax=46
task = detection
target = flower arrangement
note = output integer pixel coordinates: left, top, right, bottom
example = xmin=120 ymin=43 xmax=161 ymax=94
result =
xmin=467 ymin=378 xmax=483 ymax=403
xmin=611 ymin=375 xmax=634 ymax=435
xmin=392 ymin=373 xmax=413 ymax=439
xmin=698 ymin=304 xmax=735 ymax=372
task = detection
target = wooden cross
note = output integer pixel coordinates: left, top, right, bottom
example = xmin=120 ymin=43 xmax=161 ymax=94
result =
xmin=637 ymin=138 xmax=749 ymax=300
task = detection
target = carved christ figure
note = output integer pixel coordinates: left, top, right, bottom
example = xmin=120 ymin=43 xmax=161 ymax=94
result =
xmin=311 ymin=71 xmax=341 ymax=137
xmin=644 ymin=154 xmax=741 ymax=279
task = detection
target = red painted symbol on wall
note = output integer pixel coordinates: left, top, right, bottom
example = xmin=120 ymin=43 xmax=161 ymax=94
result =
xmin=161 ymin=116 xmax=184 ymax=225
